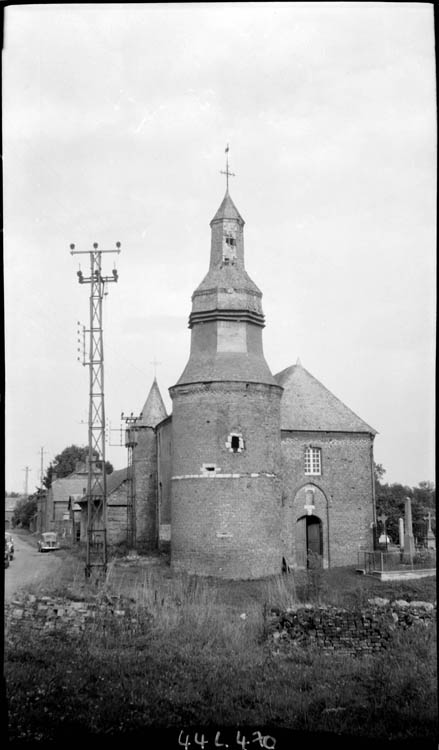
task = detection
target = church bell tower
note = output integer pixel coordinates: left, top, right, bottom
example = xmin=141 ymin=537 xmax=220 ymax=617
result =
xmin=169 ymin=156 xmax=283 ymax=578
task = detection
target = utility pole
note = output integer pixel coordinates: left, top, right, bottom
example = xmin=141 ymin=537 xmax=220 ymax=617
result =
xmin=22 ymin=466 xmax=31 ymax=497
xmin=71 ymin=241 xmax=121 ymax=579
xmin=121 ymin=411 xmax=142 ymax=550
xmin=38 ymin=447 xmax=48 ymax=487
xmin=36 ymin=448 xmax=48 ymax=534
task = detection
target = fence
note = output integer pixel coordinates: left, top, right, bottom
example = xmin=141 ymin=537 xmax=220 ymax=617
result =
xmin=360 ymin=548 xmax=436 ymax=574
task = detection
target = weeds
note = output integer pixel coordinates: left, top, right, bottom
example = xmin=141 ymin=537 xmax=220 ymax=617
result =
xmin=5 ymin=552 xmax=437 ymax=741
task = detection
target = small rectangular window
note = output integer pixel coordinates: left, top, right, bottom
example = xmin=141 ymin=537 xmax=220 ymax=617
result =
xmin=231 ymin=435 xmax=240 ymax=453
xmin=304 ymin=447 xmax=321 ymax=475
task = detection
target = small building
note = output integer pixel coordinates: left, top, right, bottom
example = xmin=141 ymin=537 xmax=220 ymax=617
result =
xmin=44 ymin=462 xmax=89 ymax=536
xmin=5 ymin=494 xmax=23 ymax=529
xmin=77 ymin=467 xmax=129 ymax=546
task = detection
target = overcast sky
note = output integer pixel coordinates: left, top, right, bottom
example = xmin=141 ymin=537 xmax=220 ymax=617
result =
xmin=3 ymin=2 xmax=436 ymax=494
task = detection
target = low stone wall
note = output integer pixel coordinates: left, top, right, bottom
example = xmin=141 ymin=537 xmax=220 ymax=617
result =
xmin=5 ymin=593 xmax=149 ymax=636
xmin=5 ymin=594 xmax=436 ymax=654
xmin=268 ymin=598 xmax=436 ymax=655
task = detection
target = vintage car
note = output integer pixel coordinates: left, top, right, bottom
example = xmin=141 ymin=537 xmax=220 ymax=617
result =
xmin=5 ymin=532 xmax=14 ymax=560
xmin=38 ymin=532 xmax=60 ymax=552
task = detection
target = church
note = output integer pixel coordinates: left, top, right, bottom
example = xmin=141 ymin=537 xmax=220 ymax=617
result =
xmin=99 ymin=181 xmax=378 ymax=579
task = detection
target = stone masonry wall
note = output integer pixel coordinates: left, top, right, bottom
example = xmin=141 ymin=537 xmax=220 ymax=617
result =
xmin=5 ymin=595 xmax=435 ymax=655
xmin=171 ymin=381 xmax=283 ymax=578
xmin=107 ymin=485 xmax=128 ymax=545
xmin=157 ymin=418 xmax=172 ymax=533
xmin=281 ymin=432 xmax=375 ymax=567
xmin=133 ymin=427 xmax=158 ymax=549
xmin=5 ymin=593 xmax=147 ymax=636
xmin=269 ymin=599 xmax=436 ymax=655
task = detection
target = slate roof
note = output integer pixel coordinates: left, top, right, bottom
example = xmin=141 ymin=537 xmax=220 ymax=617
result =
xmin=137 ymin=378 xmax=168 ymax=427
xmin=52 ymin=467 xmax=128 ymax=505
xmin=210 ymin=190 xmax=245 ymax=226
xmin=106 ymin=467 xmax=128 ymax=494
xmin=275 ymin=362 xmax=377 ymax=434
xmin=51 ymin=474 xmax=88 ymax=504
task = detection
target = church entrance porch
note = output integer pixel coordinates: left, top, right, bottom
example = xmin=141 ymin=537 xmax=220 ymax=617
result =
xmin=296 ymin=515 xmax=323 ymax=568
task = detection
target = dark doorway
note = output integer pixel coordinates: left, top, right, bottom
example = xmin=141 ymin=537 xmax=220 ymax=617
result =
xmin=296 ymin=515 xmax=323 ymax=568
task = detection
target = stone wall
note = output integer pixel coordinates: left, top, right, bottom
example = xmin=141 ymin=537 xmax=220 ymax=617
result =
xmin=269 ymin=598 xmax=436 ymax=655
xmin=5 ymin=593 xmax=147 ymax=635
xmin=170 ymin=381 xmax=283 ymax=578
xmin=133 ymin=426 xmax=158 ymax=549
xmin=107 ymin=485 xmax=129 ymax=545
xmin=5 ymin=595 xmax=435 ymax=654
xmin=157 ymin=417 xmax=172 ymax=547
xmin=280 ymin=431 xmax=375 ymax=567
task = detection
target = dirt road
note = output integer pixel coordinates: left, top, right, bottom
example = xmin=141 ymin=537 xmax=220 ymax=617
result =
xmin=4 ymin=532 xmax=63 ymax=602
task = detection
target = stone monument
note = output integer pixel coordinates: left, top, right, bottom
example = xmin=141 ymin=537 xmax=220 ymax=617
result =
xmin=403 ymin=496 xmax=415 ymax=562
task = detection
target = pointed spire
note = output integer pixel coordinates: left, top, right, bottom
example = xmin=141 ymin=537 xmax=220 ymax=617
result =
xmin=137 ymin=378 xmax=168 ymax=427
xmin=210 ymin=190 xmax=244 ymax=226
xmin=296 ymin=357 xmax=302 ymax=366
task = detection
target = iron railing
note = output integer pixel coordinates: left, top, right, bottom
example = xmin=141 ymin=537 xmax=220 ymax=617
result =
xmin=359 ymin=548 xmax=436 ymax=574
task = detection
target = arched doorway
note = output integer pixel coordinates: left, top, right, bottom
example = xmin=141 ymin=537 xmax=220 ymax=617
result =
xmin=296 ymin=515 xmax=323 ymax=568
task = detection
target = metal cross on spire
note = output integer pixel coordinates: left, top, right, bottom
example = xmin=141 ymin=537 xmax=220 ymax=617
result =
xmin=220 ymin=144 xmax=235 ymax=191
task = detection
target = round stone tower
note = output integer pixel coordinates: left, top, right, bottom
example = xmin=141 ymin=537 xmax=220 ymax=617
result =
xmin=169 ymin=187 xmax=283 ymax=579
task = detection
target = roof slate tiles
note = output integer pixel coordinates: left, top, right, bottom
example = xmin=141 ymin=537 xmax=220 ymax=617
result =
xmin=137 ymin=378 xmax=168 ymax=427
xmin=275 ymin=362 xmax=377 ymax=434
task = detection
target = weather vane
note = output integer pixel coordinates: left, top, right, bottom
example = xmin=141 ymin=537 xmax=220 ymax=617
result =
xmin=220 ymin=144 xmax=235 ymax=191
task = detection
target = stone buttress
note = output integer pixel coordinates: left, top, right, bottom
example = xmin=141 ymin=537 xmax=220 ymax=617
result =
xmin=169 ymin=189 xmax=283 ymax=578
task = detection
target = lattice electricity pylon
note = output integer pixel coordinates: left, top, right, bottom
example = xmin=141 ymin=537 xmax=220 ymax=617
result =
xmin=70 ymin=241 xmax=121 ymax=579
xmin=121 ymin=411 xmax=142 ymax=550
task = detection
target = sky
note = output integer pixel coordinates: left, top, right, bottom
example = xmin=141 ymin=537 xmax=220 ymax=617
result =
xmin=3 ymin=2 xmax=436 ymax=494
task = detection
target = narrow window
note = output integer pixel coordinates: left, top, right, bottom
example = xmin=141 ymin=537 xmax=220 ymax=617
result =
xmin=305 ymin=489 xmax=315 ymax=505
xmin=231 ymin=435 xmax=240 ymax=453
xmin=223 ymin=233 xmax=237 ymax=263
xmin=304 ymin=447 xmax=321 ymax=476
xmin=226 ymin=433 xmax=244 ymax=453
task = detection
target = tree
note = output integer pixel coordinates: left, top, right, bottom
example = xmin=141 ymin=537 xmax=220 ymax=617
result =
xmin=43 ymin=444 xmax=113 ymax=489
xmin=374 ymin=465 xmax=436 ymax=544
xmin=5 ymin=491 xmax=21 ymax=498
xmin=376 ymin=482 xmax=410 ymax=543
xmin=374 ymin=462 xmax=386 ymax=486
xmin=12 ymin=494 xmax=38 ymax=529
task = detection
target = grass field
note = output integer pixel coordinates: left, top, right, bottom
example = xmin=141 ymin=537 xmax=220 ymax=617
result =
xmin=4 ymin=536 xmax=437 ymax=744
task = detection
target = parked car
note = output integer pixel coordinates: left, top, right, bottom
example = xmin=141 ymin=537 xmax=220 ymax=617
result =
xmin=5 ymin=532 xmax=14 ymax=560
xmin=5 ymin=537 xmax=10 ymax=568
xmin=38 ymin=532 xmax=60 ymax=552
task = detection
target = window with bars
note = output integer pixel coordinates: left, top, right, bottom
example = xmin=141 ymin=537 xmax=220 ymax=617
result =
xmin=304 ymin=447 xmax=321 ymax=475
